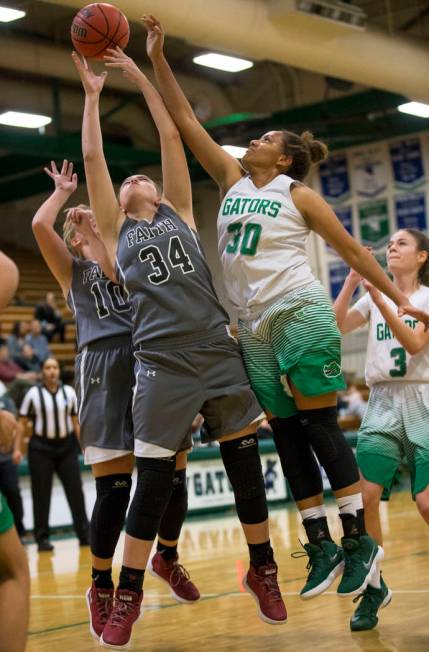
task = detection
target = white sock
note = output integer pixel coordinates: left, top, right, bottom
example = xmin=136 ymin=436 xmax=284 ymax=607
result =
xmin=300 ymin=504 xmax=327 ymax=521
xmin=368 ymin=562 xmax=382 ymax=589
xmin=336 ymin=493 xmax=363 ymax=517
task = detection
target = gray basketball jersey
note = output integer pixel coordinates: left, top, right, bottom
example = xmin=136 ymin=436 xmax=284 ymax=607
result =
xmin=115 ymin=203 xmax=229 ymax=346
xmin=68 ymin=258 xmax=133 ymax=351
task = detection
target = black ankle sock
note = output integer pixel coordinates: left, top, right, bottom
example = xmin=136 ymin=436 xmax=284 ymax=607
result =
xmin=157 ymin=540 xmax=178 ymax=560
xmin=92 ymin=567 xmax=114 ymax=589
xmin=303 ymin=516 xmax=334 ymax=545
xmin=340 ymin=508 xmax=366 ymax=540
xmin=118 ymin=566 xmax=145 ymax=594
xmin=248 ymin=541 xmax=274 ymax=568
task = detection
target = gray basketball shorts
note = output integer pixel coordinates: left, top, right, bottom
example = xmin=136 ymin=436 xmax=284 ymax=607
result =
xmin=75 ymin=334 xmax=134 ymax=453
xmin=132 ymin=332 xmax=264 ymax=458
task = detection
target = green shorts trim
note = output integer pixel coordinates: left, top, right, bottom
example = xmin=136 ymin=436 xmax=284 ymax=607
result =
xmin=357 ymin=447 xmax=429 ymax=500
xmin=0 ymin=492 xmax=14 ymax=535
xmin=238 ymin=282 xmax=345 ymax=417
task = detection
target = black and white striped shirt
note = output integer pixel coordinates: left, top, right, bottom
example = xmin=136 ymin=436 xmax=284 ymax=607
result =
xmin=20 ymin=384 xmax=77 ymax=439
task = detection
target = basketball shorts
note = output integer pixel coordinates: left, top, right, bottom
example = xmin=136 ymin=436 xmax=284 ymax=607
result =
xmin=75 ymin=334 xmax=134 ymax=464
xmin=132 ymin=331 xmax=264 ymax=458
xmin=238 ymin=281 xmax=346 ymax=418
xmin=357 ymin=382 xmax=429 ymax=499
xmin=0 ymin=491 xmax=14 ymax=535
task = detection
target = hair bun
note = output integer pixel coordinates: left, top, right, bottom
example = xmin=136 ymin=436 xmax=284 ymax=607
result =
xmin=300 ymin=131 xmax=328 ymax=164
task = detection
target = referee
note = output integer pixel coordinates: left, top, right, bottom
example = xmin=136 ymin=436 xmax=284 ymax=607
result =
xmin=18 ymin=357 xmax=89 ymax=551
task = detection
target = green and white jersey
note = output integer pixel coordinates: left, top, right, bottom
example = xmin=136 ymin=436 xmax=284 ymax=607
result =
xmin=354 ymin=286 xmax=429 ymax=386
xmin=218 ymin=174 xmax=315 ymax=320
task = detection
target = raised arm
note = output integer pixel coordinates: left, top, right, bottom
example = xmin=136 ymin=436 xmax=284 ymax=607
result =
xmin=72 ymin=52 xmax=123 ymax=262
xmin=362 ymin=281 xmax=429 ymax=355
xmin=292 ymin=185 xmax=429 ymax=327
xmin=32 ymin=160 xmax=76 ymax=295
xmin=333 ymin=270 xmax=367 ymax=334
xmin=67 ymin=207 xmax=118 ymax=282
xmin=104 ymin=47 xmax=194 ymax=227
xmin=143 ymin=15 xmax=243 ymax=195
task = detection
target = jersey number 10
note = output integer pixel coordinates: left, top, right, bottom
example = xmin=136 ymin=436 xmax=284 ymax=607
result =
xmin=90 ymin=280 xmax=131 ymax=319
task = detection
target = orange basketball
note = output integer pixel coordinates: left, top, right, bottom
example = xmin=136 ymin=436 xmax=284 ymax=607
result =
xmin=71 ymin=3 xmax=129 ymax=60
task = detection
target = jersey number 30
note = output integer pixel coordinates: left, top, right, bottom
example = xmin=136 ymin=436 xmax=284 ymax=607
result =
xmin=226 ymin=222 xmax=262 ymax=256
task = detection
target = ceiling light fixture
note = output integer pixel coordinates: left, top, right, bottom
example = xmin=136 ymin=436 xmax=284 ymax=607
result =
xmin=0 ymin=111 xmax=52 ymax=129
xmin=0 ymin=6 xmax=25 ymax=22
xmin=397 ymin=102 xmax=429 ymax=118
xmin=193 ymin=53 xmax=253 ymax=73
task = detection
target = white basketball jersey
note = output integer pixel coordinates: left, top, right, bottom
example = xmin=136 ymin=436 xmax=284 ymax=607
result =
xmin=218 ymin=174 xmax=315 ymax=320
xmin=353 ymin=286 xmax=429 ymax=386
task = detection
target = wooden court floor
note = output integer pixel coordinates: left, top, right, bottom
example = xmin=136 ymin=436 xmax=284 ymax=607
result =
xmin=26 ymin=491 xmax=428 ymax=652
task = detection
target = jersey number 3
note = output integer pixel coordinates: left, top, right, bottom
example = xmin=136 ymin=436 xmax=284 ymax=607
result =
xmin=389 ymin=346 xmax=407 ymax=377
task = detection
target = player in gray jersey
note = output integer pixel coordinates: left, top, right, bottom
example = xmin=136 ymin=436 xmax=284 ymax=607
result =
xmin=32 ymin=162 xmax=200 ymax=643
xmin=145 ymin=13 xmax=429 ymax=624
xmin=74 ymin=43 xmax=286 ymax=649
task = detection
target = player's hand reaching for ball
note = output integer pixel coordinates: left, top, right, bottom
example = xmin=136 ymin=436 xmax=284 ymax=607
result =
xmin=142 ymin=14 xmax=165 ymax=61
xmin=72 ymin=51 xmax=107 ymax=96
xmin=104 ymin=47 xmax=147 ymax=86
xmin=68 ymin=206 xmax=96 ymax=240
xmin=362 ymin=279 xmax=382 ymax=304
xmin=44 ymin=160 xmax=77 ymax=195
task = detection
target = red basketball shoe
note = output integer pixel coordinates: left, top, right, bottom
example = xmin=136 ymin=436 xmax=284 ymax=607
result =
xmin=85 ymin=583 xmax=114 ymax=640
xmin=149 ymin=552 xmax=200 ymax=603
xmin=99 ymin=588 xmax=143 ymax=649
xmin=243 ymin=562 xmax=287 ymax=625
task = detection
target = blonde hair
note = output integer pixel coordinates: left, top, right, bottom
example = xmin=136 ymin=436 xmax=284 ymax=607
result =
xmin=62 ymin=204 xmax=90 ymax=257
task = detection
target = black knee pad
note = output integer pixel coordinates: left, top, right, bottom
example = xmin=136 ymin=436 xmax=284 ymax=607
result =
xmin=299 ymin=407 xmax=359 ymax=491
xmin=91 ymin=473 xmax=132 ymax=559
xmin=220 ymin=435 xmax=268 ymax=525
xmin=126 ymin=456 xmax=176 ymax=541
xmin=270 ymin=415 xmax=323 ymax=501
xmin=158 ymin=469 xmax=188 ymax=541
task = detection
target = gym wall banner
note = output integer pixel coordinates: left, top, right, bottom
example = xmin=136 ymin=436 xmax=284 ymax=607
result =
xmin=326 ymin=205 xmax=353 ymax=254
xmin=358 ymin=198 xmax=390 ymax=249
xmin=350 ymin=144 xmax=389 ymax=198
xmin=394 ymin=192 xmax=427 ymax=231
xmin=390 ymin=137 xmax=425 ymax=191
xmin=319 ymin=153 xmax=350 ymax=204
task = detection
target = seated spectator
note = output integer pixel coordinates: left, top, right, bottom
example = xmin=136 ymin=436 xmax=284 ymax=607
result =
xmin=0 ymin=342 xmax=38 ymax=407
xmin=0 ymin=388 xmax=25 ymax=540
xmin=339 ymin=383 xmax=368 ymax=420
xmin=25 ymin=320 xmax=50 ymax=363
xmin=34 ymin=292 xmax=66 ymax=343
xmin=7 ymin=321 xmax=29 ymax=360
xmin=13 ymin=344 xmax=41 ymax=374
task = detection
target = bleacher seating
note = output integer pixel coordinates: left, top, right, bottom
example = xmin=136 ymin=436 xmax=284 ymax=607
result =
xmin=0 ymin=245 xmax=76 ymax=374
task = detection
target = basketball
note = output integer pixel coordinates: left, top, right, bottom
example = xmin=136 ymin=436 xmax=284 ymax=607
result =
xmin=71 ymin=3 xmax=129 ymax=60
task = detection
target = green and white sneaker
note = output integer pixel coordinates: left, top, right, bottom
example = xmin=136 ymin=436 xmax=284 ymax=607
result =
xmin=293 ymin=541 xmax=344 ymax=600
xmin=350 ymin=575 xmax=392 ymax=631
xmin=337 ymin=535 xmax=384 ymax=597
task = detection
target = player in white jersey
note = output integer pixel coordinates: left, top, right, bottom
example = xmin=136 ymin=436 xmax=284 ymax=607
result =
xmin=335 ymin=228 xmax=429 ymax=631
xmin=145 ymin=13 xmax=429 ymax=610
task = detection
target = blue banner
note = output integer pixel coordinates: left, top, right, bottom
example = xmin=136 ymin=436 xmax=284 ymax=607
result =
xmin=327 ymin=206 xmax=353 ymax=254
xmin=395 ymin=192 xmax=427 ymax=231
xmin=390 ymin=138 xmax=425 ymax=190
xmin=319 ymin=154 xmax=350 ymax=203
xmin=329 ymin=261 xmax=358 ymax=300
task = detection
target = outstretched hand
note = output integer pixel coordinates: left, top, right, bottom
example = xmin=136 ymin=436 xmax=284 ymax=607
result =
xmin=104 ymin=47 xmax=147 ymax=85
xmin=72 ymin=51 xmax=107 ymax=96
xmin=398 ymin=303 xmax=429 ymax=331
xmin=362 ymin=279 xmax=382 ymax=304
xmin=142 ymin=14 xmax=165 ymax=61
xmin=44 ymin=160 xmax=77 ymax=194
xmin=68 ymin=206 xmax=96 ymax=239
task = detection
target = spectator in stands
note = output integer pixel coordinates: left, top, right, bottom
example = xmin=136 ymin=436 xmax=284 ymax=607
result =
xmin=25 ymin=319 xmax=51 ymax=363
xmin=7 ymin=321 xmax=29 ymax=360
xmin=0 ymin=341 xmax=37 ymax=407
xmin=338 ymin=384 xmax=368 ymax=421
xmin=13 ymin=344 xmax=41 ymax=375
xmin=0 ymin=388 xmax=25 ymax=541
xmin=18 ymin=356 xmax=89 ymax=552
xmin=35 ymin=292 xmax=66 ymax=343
